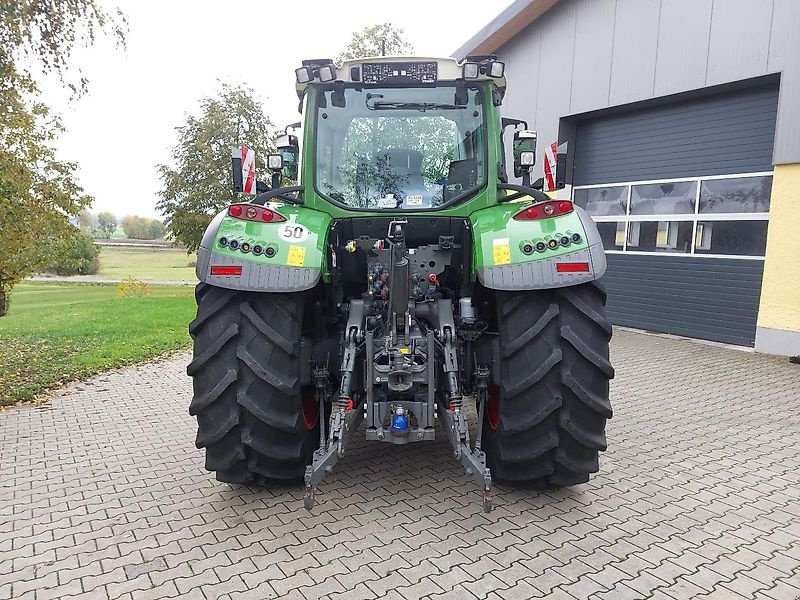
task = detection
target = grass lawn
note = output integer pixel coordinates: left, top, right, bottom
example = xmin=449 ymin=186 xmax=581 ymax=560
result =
xmin=97 ymin=246 xmax=197 ymax=282
xmin=0 ymin=282 xmax=196 ymax=406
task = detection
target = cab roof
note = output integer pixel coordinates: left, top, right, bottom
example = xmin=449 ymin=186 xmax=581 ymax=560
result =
xmin=294 ymin=56 xmax=507 ymax=102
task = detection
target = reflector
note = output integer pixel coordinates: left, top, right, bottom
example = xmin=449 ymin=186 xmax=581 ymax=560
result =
xmin=556 ymin=263 xmax=590 ymax=273
xmin=210 ymin=266 xmax=242 ymax=276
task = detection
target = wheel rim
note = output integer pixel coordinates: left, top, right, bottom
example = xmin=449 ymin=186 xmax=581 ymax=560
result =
xmin=487 ymin=384 xmax=501 ymax=431
xmin=302 ymin=392 xmax=319 ymax=431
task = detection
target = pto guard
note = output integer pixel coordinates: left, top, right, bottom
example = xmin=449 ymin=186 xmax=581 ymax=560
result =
xmin=473 ymin=203 xmax=607 ymax=291
xmin=195 ymin=205 xmax=329 ymax=292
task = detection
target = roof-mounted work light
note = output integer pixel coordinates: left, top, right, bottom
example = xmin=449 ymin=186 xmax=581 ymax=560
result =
xmin=462 ymin=62 xmax=480 ymax=79
xmin=318 ymin=64 xmax=337 ymax=82
xmin=295 ymin=66 xmax=313 ymax=84
xmin=488 ymin=60 xmax=505 ymax=78
xmin=463 ymin=55 xmax=506 ymax=80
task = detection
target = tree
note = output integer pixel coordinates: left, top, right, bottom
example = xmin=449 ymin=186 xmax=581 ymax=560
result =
xmin=156 ymin=83 xmax=275 ymax=252
xmin=78 ymin=210 xmax=95 ymax=230
xmin=337 ymin=23 xmax=414 ymax=63
xmin=0 ymin=1 xmax=125 ymax=316
xmin=45 ymin=231 xmax=100 ymax=275
xmin=148 ymin=219 xmax=166 ymax=240
xmin=97 ymin=212 xmax=117 ymax=238
xmin=0 ymin=77 xmax=93 ymax=315
xmin=121 ymin=215 xmax=166 ymax=240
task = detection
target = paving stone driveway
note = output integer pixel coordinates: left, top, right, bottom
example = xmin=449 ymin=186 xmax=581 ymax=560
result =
xmin=2 ymin=329 xmax=800 ymax=600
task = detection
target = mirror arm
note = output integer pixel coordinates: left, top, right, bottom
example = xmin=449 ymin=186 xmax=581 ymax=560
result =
xmin=496 ymin=182 xmax=551 ymax=204
xmin=253 ymin=185 xmax=305 ymax=206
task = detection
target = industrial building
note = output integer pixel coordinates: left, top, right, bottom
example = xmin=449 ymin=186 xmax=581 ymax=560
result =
xmin=456 ymin=0 xmax=800 ymax=354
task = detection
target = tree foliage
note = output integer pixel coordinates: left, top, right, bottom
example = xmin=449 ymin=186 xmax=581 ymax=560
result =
xmin=44 ymin=231 xmax=100 ymax=276
xmin=0 ymin=0 xmax=125 ymax=315
xmin=97 ymin=211 xmax=117 ymax=238
xmin=1 ymin=0 xmax=126 ymax=94
xmin=0 ymin=76 xmax=93 ymax=315
xmin=156 ymin=83 xmax=275 ymax=252
xmin=337 ymin=23 xmax=414 ymax=63
xmin=121 ymin=215 xmax=165 ymax=240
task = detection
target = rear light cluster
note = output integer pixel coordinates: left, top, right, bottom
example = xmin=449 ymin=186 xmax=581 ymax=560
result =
xmin=228 ymin=203 xmax=286 ymax=223
xmin=513 ymin=200 xmax=574 ymax=221
xmin=521 ymin=232 xmax=582 ymax=255
xmin=219 ymin=237 xmax=277 ymax=257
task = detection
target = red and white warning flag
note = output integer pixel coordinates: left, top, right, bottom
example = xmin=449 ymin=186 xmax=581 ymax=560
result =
xmin=543 ymin=141 xmax=558 ymax=192
xmin=240 ymin=146 xmax=256 ymax=195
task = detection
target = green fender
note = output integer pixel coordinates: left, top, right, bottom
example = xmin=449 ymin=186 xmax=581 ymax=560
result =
xmin=196 ymin=203 xmax=331 ymax=292
xmin=469 ymin=200 xmax=607 ymax=290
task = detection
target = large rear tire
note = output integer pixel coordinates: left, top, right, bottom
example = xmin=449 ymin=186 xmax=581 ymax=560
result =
xmin=482 ymin=281 xmax=614 ymax=487
xmin=187 ymin=283 xmax=319 ymax=484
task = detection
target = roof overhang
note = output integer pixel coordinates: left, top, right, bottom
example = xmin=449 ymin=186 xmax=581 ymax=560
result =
xmin=453 ymin=0 xmax=562 ymax=58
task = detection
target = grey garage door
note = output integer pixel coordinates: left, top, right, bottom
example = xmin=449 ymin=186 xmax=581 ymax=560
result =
xmin=571 ymin=79 xmax=779 ymax=346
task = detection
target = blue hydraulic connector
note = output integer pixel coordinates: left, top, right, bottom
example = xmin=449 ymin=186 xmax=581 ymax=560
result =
xmin=390 ymin=408 xmax=409 ymax=435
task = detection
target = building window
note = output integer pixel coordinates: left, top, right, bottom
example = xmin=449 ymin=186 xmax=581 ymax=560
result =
xmin=627 ymin=221 xmax=693 ymax=253
xmin=694 ymin=221 xmax=769 ymax=256
xmin=573 ymin=173 xmax=771 ymax=259
xmin=595 ymin=222 xmax=625 ymax=250
xmin=630 ymin=181 xmax=697 ymax=215
xmin=698 ymin=176 xmax=772 ymax=214
xmin=573 ymin=186 xmax=627 ymax=216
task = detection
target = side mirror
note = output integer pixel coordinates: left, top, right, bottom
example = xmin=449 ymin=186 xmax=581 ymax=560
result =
xmin=555 ymin=151 xmax=567 ymax=190
xmin=513 ymin=130 xmax=537 ymax=184
xmin=276 ymin=133 xmax=300 ymax=181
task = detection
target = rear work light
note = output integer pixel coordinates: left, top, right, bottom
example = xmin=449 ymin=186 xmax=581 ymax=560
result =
xmin=228 ymin=203 xmax=286 ymax=223
xmin=513 ymin=200 xmax=574 ymax=221
xmin=210 ymin=266 xmax=242 ymax=276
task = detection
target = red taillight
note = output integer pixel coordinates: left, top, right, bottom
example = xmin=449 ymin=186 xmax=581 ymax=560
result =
xmin=210 ymin=266 xmax=242 ymax=276
xmin=228 ymin=203 xmax=286 ymax=223
xmin=556 ymin=262 xmax=590 ymax=273
xmin=513 ymin=200 xmax=574 ymax=220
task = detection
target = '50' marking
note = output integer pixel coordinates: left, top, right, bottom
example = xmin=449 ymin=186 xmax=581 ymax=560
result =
xmin=279 ymin=224 xmax=308 ymax=242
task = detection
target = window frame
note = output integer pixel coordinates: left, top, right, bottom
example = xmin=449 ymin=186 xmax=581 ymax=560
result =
xmin=311 ymin=83 xmax=490 ymax=212
xmin=572 ymin=171 xmax=772 ymax=260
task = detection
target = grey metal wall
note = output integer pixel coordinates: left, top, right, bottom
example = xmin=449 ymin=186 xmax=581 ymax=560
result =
xmin=495 ymin=0 xmax=800 ymax=183
xmin=573 ymin=82 xmax=780 ymax=185
xmin=603 ymin=255 xmax=765 ymax=347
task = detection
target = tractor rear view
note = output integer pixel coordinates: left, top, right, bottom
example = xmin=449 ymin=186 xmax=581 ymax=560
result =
xmin=188 ymin=56 xmax=613 ymax=511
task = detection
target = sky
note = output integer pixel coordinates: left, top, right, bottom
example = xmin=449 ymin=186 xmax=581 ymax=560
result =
xmin=47 ymin=0 xmax=513 ymax=219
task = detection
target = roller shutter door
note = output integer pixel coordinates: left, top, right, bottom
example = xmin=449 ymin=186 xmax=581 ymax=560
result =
xmin=572 ymin=81 xmax=778 ymax=346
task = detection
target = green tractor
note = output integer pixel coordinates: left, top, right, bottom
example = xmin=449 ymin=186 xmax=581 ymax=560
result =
xmin=188 ymin=56 xmax=613 ymax=512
